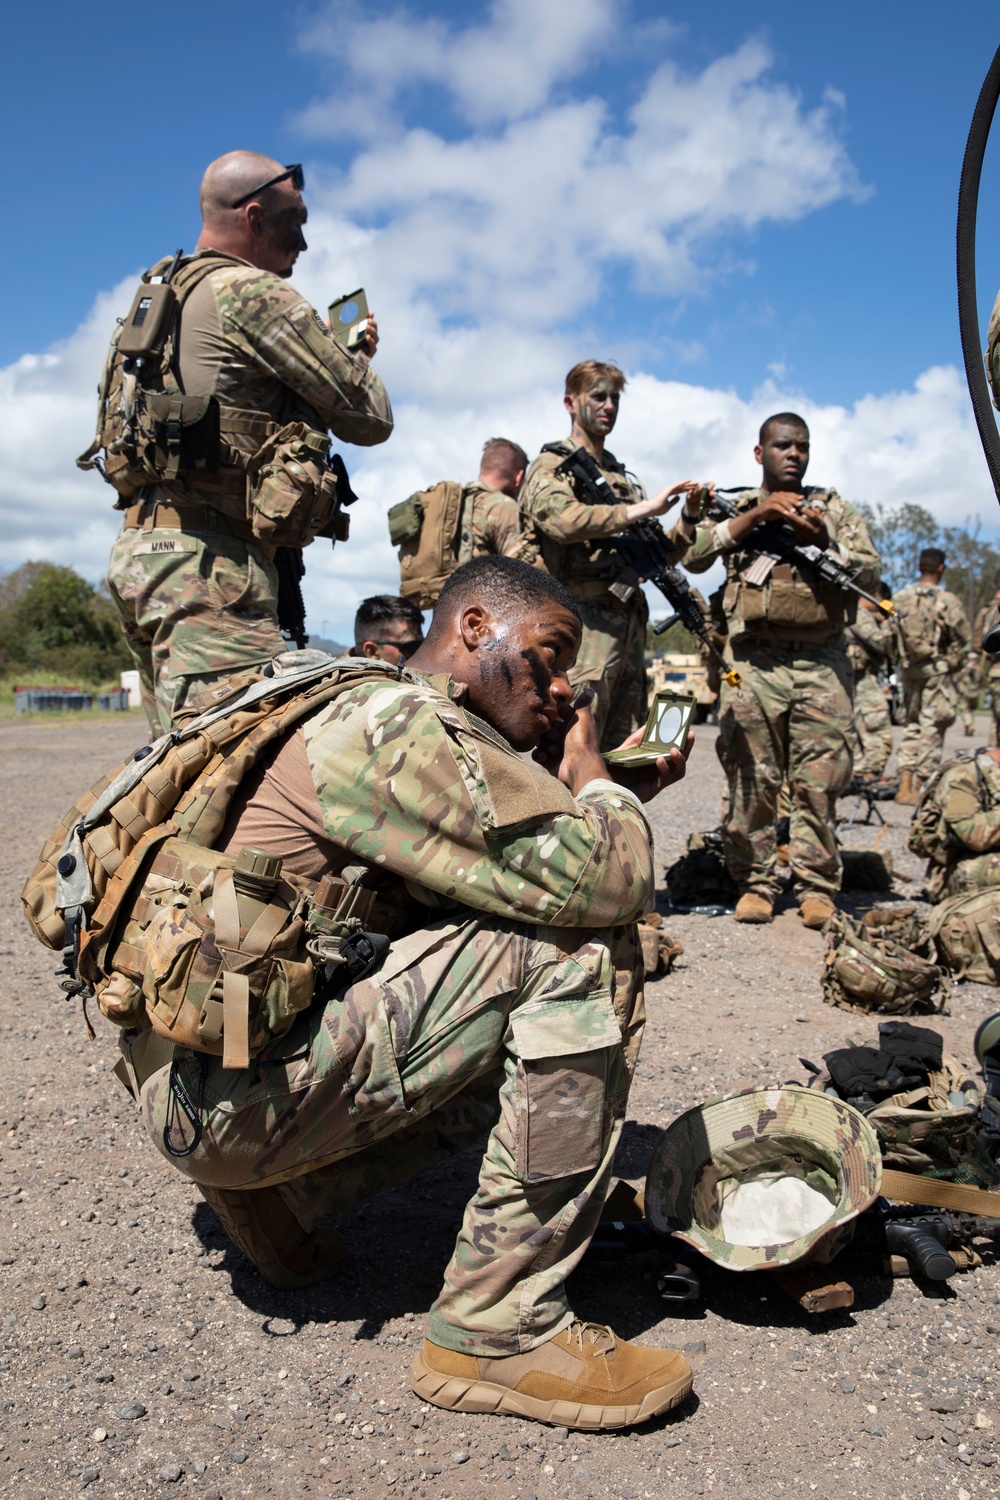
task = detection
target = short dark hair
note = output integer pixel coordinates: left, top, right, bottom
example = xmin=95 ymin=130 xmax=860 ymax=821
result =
xmin=759 ymin=411 xmax=809 ymax=443
xmin=354 ymin=594 xmax=423 ymax=647
xmin=430 ymin=556 xmax=580 ymax=636
xmin=481 ymin=437 xmax=528 ymax=478
xmin=919 ymin=548 xmax=946 ymax=573
xmin=877 ymin=579 xmax=892 ymax=601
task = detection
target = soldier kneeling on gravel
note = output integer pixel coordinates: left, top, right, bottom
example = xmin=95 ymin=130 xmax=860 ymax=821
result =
xmin=134 ymin=556 xmax=695 ymax=1431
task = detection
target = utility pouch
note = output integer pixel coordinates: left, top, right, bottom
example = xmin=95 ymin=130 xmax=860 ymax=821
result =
xmin=105 ymin=837 xmax=315 ymax=1068
xmin=246 ymin=422 xmax=347 ymax=548
xmin=388 ymin=495 xmax=424 ymax=546
xmin=146 ymin=393 xmax=222 ymax=481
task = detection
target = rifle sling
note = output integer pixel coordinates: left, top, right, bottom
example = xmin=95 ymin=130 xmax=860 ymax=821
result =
xmin=881 ymin=1167 xmax=1000 ymax=1216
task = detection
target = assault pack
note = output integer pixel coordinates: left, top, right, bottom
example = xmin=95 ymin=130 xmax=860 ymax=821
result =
xmin=926 ymin=888 xmax=1000 ymax=984
xmin=894 ymin=584 xmax=943 ymax=669
xmin=821 ymin=908 xmax=948 ymax=1015
xmin=21 ymin=653 xmax=397 ymax=1068
xmin=907 ymin=751 xmax=993 ymax=900
xmin=76 ymin=250 xmax=356 ymax=549
xmin=388 ymin=481 xmax=466 ymax=608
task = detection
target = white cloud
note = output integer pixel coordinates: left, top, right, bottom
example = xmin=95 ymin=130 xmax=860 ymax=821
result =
xmin=3 ymin=5 xmax=976 ymax=647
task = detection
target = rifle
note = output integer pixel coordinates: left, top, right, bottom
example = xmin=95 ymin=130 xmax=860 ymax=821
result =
xmin=551 ymin=449 xmax=740 ymax=688
xmin=709 ymin=489 xmax=894 ymax=618
xmin=275 ymin=546 xmax=309 ymax=650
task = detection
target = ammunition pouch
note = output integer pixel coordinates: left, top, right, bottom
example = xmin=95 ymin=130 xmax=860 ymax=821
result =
xmin=145 ymin=393 xmax=222 ymax=482
xmin=726 ymin=566 xmax=845 ymax=635
xmin=246 ymin=422 xmax=353 ymax=548
xmin=388 ymin=494 xmax=424 ymax=546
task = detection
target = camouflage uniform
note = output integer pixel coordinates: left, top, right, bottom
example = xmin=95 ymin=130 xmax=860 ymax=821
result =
xmin=135 ymin=671 xmax=652 ymax=1354
xmin=845 ymin=608 xmax=894 ymax=779
xmin=919 ymin=751 xmax=1000 ymax=901
xmin=894 ymin=583 xmax=971 ymax=782
xmin=520 ymin=442 xmax=689 ymax=751
xmin=685 ymin=488 xmax=880 ymax=902
xmin=972 ymin=599 xmax=1000 ymax=746
xmin=459 ymin=482 xmax=541 ymax=566
xmin=105 ymin=249 xmax=393 ymax=733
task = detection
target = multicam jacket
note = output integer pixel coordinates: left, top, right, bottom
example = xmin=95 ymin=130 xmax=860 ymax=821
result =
xmin=458 ymin=482 xmax=540 ymax=567
xmin=845 ymin=605 xmax=894 ymax=679
xmin=893 ymin=583 xmax=970 ymax=676
xmin=684 ymin=487 xmax=880 ymax=648
xmin=913 ymin=751 xmax=1000 ymax=900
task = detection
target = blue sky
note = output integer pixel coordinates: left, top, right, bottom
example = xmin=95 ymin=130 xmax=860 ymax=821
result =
xmin=4 ymin=1 xmax=1000 ymax=636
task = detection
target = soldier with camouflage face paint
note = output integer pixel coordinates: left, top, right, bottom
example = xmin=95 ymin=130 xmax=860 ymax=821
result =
xmin=683 ymin=413 xmax=881 ymax=929
xmin=519 ymin=361 xmax=705 ymax=752
xmin=102 ymin=151 xmax=393 ymax=732
xmin=134 ymin=555 xmax=695 ymax=1432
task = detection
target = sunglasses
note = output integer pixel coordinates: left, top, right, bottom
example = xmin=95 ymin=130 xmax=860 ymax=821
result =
xmin=231 ymin=163 xmax=305 ymax=210
xmin=371 ymin=638 xmax=423 ymax=658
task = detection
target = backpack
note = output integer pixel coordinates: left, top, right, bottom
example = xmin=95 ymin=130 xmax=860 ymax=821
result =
xmin=821 ymin=911 xmax=948 ymax=1015
xmin=926 ymin=887 xmax=1000 ymax=983
xmin=21 ymin=653 xmax=396 ymax=1064
xmin=895 ymin=585 xmax=942 ymax=668
xmin=76 ymin=252 xmax=353 ymax=549
xmin=665 ymin=830 xmax=738 ymax=909
xmin=388 ymin=482 xmax=466 ymax=609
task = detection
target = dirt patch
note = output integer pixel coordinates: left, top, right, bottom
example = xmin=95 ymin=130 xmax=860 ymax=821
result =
xmin=2 ymin=714 xmax=999 ymax=1500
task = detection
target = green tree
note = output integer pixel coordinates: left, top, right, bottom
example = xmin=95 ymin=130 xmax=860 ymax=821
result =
xmin=857 ymin=503 xmax=1000 ymax=620
xmin=0 ymin=562 xmax=130 ymax=681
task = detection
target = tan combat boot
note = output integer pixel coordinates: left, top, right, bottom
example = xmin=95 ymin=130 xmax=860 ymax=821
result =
xmin=895 ymin=769 xmax=919 ymax=806
xmin=734 ymin=891 xmax=774 ymax=924
xmin=199 ymin=1184 xmax=347 ymax=1289
xmin=411 ymin=1321 xmax=692 ymax=1430
xmin=799 ymin=893 xmax=836 ymax=930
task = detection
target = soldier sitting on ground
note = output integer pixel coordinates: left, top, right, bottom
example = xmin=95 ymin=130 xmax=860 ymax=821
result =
xmin=130 ymin=555 xmax=695 ymax=1432
xmin=352 ymin=594 xmax=424 ymax=664
xmin=909 ymin=746 xmax=1000 ymax=902
xmin=893 ymin=548 xmax=971 ymax=805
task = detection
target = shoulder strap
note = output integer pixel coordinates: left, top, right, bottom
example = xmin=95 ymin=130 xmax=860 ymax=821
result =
xmin=881 ymin=1166 xmax=1000 ymax=1215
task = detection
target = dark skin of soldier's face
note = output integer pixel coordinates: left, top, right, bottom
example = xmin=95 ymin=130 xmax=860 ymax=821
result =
xmin=462 ymin=604 xmax=581 ymax=751
xmin=755 ymin=423 xmax=810 ymax=493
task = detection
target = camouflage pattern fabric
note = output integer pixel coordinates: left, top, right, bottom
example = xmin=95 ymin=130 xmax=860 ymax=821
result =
xmin=104 ymin=249 xmax=393 ymax=725
xmin=131 ymin=670 xmax=654 ymax=1353
xmin=853 ymin=672 xmax=893 ymax=779
xmin=459 ymin=482 xmax=541 ymax=567
xmin=894 ymin=583 xmax=970 ymax=779
xmin=919 ymin=750 xmax=1000 ymax=901
xmin=957 ymin=655 xmax=981 ymax=735
xmin=896 ymin=670 xmax=962 ymax=781
xmin=716 ymin=643 xmax=854 ymax=901
xmin=107 ymin=523 xmax=284 ymax=733
xmin=973 ymin=600 xmax=1000 ymax=746
xmin=643 ymin=1086 xmax=881 ymax=1271
xmin=520 ymin=441 xmax=692 ymax=751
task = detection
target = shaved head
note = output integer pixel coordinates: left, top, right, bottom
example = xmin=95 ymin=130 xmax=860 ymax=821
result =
xmin=199 ymin=151 xmax=285 ymax=225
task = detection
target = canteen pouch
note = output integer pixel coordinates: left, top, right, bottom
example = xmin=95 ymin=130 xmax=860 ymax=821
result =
xmin=246 ymin=422 xmax=350 ymax=548
xmin=388 ymin=494 xmax=424 ymax=546
xmin=927 ymin=887 xmax=1000 ymax=983
xmin=105 ymin=836 xmax=315 ymax=1067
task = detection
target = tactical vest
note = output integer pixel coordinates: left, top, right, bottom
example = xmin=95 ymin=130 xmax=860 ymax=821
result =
xmin=720 ymin=487 xmax=850 ymax=641
xmin=22 ymin=654 xmax=401 ymax=1066
xmin=388 ymin=481 xmax=467 ymax=609
xmin=526 ymin=441 xmax=642 ymax=603
xmin=77 ymin=253 xmax=352 ymax=549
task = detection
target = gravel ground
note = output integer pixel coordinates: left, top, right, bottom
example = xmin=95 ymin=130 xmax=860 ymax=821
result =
xmin=2 ymin=711 xmax=1000 ymax=1500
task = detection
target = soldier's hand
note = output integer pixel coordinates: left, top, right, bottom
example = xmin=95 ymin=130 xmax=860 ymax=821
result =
xmin=757 ymin=491 xmax=829 ymax=547
xmin=608 ymin=730 xmax=694 ymax=803
xmin=625 ymin=480 xmax=698 ymax=524
xmin=360 ymin=314 xmax=379 ymax=359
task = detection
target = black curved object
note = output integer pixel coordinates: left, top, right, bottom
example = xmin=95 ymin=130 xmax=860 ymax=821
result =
xmin=958 ymin=44 xmax=1000 ymax=499
xmin=958 ymin=45 xmax=1000 ymax=650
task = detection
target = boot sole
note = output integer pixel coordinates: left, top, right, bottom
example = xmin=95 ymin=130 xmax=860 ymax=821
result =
xmin=409 ymin=1350 xmax=693 ymax=1430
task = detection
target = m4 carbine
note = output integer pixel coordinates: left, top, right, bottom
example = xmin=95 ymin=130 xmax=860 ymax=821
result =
xmin=551 ymin=448 xmax=740 ymax=688
xmin=708 ymin=489 xmax=894 ymax=618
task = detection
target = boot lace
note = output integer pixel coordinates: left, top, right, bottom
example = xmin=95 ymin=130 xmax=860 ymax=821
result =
xmin=567 ymin=1320 xmax=617 ymax=1358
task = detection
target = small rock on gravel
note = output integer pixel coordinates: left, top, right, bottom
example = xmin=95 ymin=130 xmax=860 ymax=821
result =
xmin=452 ymin=1450 xmax=470 ymax=1464
xmin=159 ymin=1464 xmax=183 ymax=1482
xmin=118 ymin=1401 xmax=147 ymax=1420
xmin=838 ymin=1378 xmax=856 ymax=1394
xmin=929 ymin=1395 xmax=963 ymax=1413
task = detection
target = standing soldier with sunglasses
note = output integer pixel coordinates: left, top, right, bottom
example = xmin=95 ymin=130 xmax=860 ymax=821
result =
xmin=86 ymin=151 xmax=393 ymax=732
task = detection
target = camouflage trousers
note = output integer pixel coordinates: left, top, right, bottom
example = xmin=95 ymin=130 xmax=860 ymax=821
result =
xmin=943 ymin=853 xmax=1000 ymax=899
xmin=136 ymin=912 xmax=644 ymax=1355
xmin=896 ymin=668 xmax=959 ymax=781
xmin=107 ymin=517 xmax=283 ymax=735
xmin=717 ymin=640 xmax=854 ymax=902
xmin=853 ymin=671 xmax=893 ymax=779
xmin=568 ymin=596 xmax=649 ymax=753
xmin=988 ymin=664 xmax=1000 ymax=747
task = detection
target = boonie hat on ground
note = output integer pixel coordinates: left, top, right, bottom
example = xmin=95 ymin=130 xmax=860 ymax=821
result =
xmin=644 ymin=1085 xmax=882 ymax=1270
